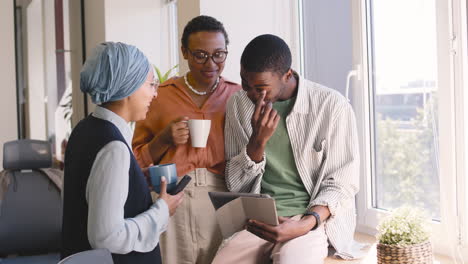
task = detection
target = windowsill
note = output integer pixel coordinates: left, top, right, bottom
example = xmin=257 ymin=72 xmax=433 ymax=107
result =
xmin=324 ymin=232 xmax=455 ymax=264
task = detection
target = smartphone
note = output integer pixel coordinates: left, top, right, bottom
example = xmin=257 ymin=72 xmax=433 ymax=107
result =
xmin=168 ymin=175 xmax=192 ymax=195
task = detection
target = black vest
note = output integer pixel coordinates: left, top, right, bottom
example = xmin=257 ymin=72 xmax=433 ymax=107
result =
xmin=61 ymin=115 xmax=161 ymax=264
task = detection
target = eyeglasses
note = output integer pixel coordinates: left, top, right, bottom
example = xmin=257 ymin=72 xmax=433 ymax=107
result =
xmin=146 ymin=78 xmax=159 ymax=89
xmin=187 ymin=48 xmax=228 ymax=64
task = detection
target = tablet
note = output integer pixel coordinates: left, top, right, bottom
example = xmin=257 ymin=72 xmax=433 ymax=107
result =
xmin=208 ymin=191 xmax=271 ymax=210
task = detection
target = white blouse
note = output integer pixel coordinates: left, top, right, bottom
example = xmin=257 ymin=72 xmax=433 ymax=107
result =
xmin=85 ymin=106 xmax=168 ymax=254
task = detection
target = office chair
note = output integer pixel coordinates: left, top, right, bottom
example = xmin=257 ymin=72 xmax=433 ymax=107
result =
xmin=0 ymin=139 xmax=62 ymax=263
xmin=58 ymin=248 xmax=113 ymax=264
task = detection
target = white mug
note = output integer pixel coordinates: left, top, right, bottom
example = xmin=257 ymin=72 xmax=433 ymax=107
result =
xmin=188 ymin=119 xmax=211 ymax=148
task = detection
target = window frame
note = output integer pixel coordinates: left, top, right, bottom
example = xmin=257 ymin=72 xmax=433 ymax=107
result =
xmin=351 ymin=0 xmax=468 ymax=260
xmin=454 ymin=0 xmax=468 ymax=258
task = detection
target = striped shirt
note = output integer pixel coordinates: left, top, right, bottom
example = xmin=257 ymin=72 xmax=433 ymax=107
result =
xmin=224 ymin=74 xmax=361 ymax=259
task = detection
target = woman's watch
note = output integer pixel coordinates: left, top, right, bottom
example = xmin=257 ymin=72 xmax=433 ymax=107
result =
xmin=303 ymin=211 xmax=321 ymax=231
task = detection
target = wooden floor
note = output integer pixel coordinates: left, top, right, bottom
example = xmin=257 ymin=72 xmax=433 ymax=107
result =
xmin=324 ymin=233 xmax=455 ymax=264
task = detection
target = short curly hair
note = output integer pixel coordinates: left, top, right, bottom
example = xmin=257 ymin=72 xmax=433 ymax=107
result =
xmin=181 ymin=15 xmax=229 ymax=48
xmin=241 ymin=34 xmax=291 ymax=75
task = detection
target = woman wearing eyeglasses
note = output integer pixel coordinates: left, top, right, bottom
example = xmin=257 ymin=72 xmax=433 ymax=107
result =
xmin=61 ymin=42 xmax=184 ymax=264
xmin=132 ymin=16 xmax=241 ymax=264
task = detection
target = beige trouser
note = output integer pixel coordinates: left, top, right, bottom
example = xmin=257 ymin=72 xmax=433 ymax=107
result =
xmin=212 ymin=215 xmax=329 ymax=264
xmin=159 ymin=168 xmax=227 ymax=264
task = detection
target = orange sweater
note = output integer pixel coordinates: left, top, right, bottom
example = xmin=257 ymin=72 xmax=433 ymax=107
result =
xmin=132 ymin=76 xmax=241 ymax=177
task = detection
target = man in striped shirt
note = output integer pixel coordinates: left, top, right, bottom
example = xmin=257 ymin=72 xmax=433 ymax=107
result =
xmin=212 ymin=34 xmax=361 ymax=264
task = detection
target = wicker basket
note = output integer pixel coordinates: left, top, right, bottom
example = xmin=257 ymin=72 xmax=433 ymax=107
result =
xmin=377 ymin=241 xmax=433 ymax=264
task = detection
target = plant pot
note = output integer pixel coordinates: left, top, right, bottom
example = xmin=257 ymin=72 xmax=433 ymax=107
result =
xmin=377 ymin=241 xmax=433 ymax=264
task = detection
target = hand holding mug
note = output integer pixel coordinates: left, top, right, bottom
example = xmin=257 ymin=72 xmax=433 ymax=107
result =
xmin=161 ymin=116 xmax=189 ymax=146
xmin=148 ymin=163 xmax=178 ymax=193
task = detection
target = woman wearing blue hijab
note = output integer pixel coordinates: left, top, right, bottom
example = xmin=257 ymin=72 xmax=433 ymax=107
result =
xmin=61 ymin=42 xmax=184 ymax=264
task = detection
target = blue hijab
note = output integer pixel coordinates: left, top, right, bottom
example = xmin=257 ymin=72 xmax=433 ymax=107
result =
xmin=80 ymin=42 xmax=150 ymax=105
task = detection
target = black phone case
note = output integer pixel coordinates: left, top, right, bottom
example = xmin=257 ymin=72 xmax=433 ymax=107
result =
xmin=168 ymin=175 xmax=192 ymax=195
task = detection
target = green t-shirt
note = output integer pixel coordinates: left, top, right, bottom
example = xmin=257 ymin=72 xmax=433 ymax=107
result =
xmin=261 ymin=97 xmax=310 ymax=217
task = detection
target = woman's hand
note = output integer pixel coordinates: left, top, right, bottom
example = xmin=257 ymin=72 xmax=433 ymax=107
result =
xmin=147 ymin=116 xmax=189 ymax=165
xmin=160 ymin=116 xmax=190 ymax=146
xmin=158 ymin=176 xmax=184 ymax=216
xmin=141 ymin=167 xmax=153 ymax=190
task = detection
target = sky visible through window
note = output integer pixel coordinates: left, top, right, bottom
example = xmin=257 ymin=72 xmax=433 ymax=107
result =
xmin=370 ymin=0 xmax=441 ymax=220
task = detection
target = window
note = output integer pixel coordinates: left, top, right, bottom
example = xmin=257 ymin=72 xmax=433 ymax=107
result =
xmin=15 ymin=0 xmax=73 ymax=169
xmin=369 ymin=0 xmax=440 ymax=220
xmin=351 ymin=0 xmax=468 ymax=260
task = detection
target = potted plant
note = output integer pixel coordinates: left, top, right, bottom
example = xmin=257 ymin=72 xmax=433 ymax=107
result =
xmin=376 ymin=206 xmax=433 ymax=264
xmin=154 ymin=64 xmax=178 ymax=83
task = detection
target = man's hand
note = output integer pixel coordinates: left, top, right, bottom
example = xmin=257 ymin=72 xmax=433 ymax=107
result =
xmin=247 ymin=92 xmax=280 ymax=162
xmin=160 ymin=116 xmax=190 ymax=146
xmin=158 ymin=176 xmax=184 ymax=216
xmin=246 ymin=216 xmax=315 ymax=243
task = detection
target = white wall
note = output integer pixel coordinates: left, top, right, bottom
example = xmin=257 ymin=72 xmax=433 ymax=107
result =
xmin=302 ymin=0 xmax=353 ymax=96
xmin=83 ymin=0 xmax=106 ymax=114
xmin=80 ymin=0 xmax=177 ymax=114
xmin=76 ymin=0 xmax=299 ymax=117
xmin=177 ymin=0 xmax=200 ymax=75
xmin=83 ymin=0 xmax=176 ymax=74
xmin=177 ymin=0 xmax=301 ymax=83
xmin=0 ymin=0 xmax=19 ymax=170
xmin=104 ymin=0 xmax=170 ymax=69
xmin=83 ymin=0 xmax=105 ymax=60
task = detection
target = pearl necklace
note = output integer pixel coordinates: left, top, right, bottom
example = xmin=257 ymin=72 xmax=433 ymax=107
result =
xmin=184 ymin=72 xmax=220 ymax=96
